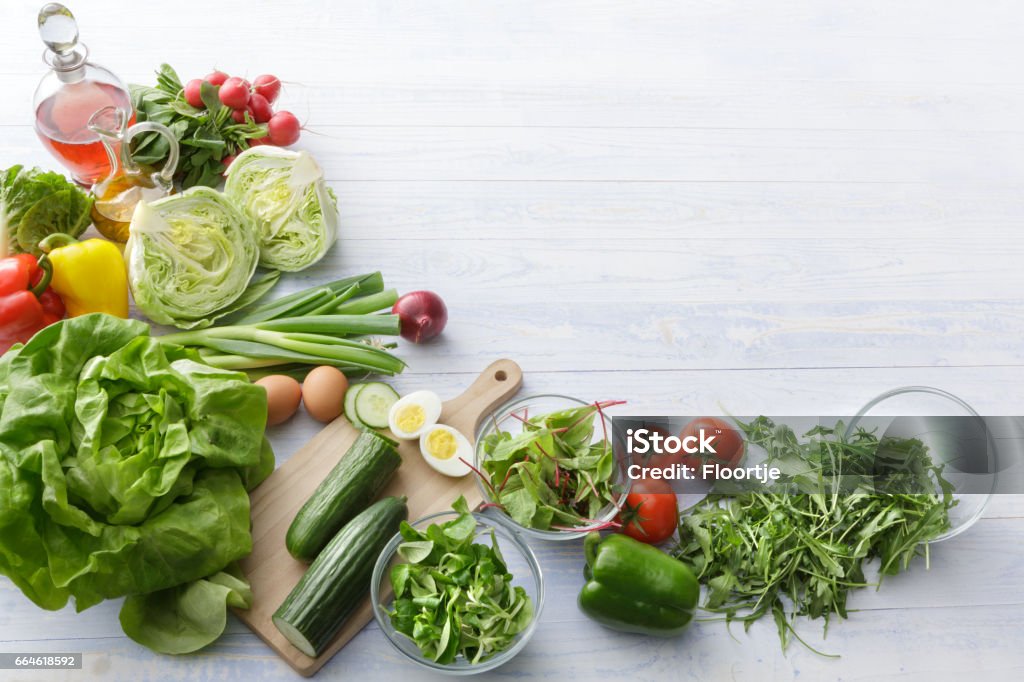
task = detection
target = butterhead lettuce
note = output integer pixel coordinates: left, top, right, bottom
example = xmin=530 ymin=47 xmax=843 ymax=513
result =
xmin=0 ymin=314 xmax=273 ymax=652
xmin=224 ymin=147 xmax=339 ymax=272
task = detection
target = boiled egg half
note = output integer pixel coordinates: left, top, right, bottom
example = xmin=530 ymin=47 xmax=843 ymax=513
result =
xmin=419 ymin=425 xmax=473 ymax=477
xmin=387 ymin=390 xmax=442 ymax=439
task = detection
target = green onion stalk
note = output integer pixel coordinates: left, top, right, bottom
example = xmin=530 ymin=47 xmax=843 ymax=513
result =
xmin=157 ymin=272 xmax=406 ymax=379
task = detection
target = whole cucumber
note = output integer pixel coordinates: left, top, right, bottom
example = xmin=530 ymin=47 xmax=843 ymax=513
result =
xmin=274 ymin=495 xmax=408 ymax=657
xmin=286 ymin=429 xmax=401 ymax=561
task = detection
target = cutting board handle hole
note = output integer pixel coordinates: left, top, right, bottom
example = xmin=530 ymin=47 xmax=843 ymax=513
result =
xmin=494 ymin=370 xmax=508 ymax=381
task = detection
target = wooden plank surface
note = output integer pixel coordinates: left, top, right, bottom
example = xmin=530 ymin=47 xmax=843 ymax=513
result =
xmin=1 ymin=0 xmax=1023 ymax=680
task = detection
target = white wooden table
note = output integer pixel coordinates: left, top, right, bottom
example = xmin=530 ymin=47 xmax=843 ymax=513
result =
xmin=2 ymin=1 xmax=1024 ymax=679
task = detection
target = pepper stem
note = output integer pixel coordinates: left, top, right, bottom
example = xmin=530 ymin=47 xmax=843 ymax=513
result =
xmin=37 ymin=233 xmax=80 ymax=254
xmin=29 ymin=256 xmax=53 ymax=297
xmin=584 ymin=531 xmax=602 ymax=569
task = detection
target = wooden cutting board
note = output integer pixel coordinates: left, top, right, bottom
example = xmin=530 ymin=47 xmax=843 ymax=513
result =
xmin=234 ymin=359 xmax=523 ymax=676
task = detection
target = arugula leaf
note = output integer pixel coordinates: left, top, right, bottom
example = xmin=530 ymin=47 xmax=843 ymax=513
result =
xmin=673 ymin=417 xmax=955 ymax=656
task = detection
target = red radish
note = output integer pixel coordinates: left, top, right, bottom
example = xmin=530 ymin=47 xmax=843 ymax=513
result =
xmin=392 ymin=291 xmax=448 ymax=343
xmin=247 ymin=136 xmax=270 ymax=147
xmin=231 ymin=108 xmax=248 ymax=123
xmin=219 ymin=77 xmax=251 ymax=109
xmin=205 ymin=70 xmax=229 ymax=86
xmin=267 ymin=110 xmax=301 ymax=146
xmin=183 ymin=79 xmax=205 ymax=108
xmin=252 ymin=74 xmax=281 ymax=104
xmin=248 ymin=93 xmax=273 ymax=123
xmin=220 ymin=154 xmax=237 ymax=176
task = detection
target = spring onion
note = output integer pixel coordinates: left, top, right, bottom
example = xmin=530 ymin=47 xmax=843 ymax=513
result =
xmin=158 ymin=273 xmax=406 ymax=378
xmin=228 ymin=272 xmax=386 ymax=324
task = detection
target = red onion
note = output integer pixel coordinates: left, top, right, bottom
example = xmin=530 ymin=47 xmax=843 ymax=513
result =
xmin=393 ymin=291 xmax=448 ymax=343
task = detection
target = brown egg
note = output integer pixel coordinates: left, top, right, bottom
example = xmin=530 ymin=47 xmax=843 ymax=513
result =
xmin=255 ymin=375 xmax=302 ymax=426
xmin=302 ymin=366 xmax=350 ymax=423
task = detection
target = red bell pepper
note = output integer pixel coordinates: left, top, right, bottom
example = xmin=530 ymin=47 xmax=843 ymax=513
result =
xmin=0 ymin=254 xmax=65 ymax=354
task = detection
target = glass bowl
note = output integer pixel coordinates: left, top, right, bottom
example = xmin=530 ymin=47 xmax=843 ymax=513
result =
xmin=370 ymin=511 xmax=544 ymax=675
xmin=473 ymin=394 xmax=627 ymax=542
xmin=847 ymin=386 xmax=998 ymax=542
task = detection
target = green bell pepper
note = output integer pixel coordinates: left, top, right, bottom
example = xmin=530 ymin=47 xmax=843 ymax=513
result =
xmin=578 ymin=532 xmax=699 ymax=637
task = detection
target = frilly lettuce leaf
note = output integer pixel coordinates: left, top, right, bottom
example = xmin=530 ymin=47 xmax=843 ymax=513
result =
xmin=0 ymin=165 xmax=92 ymax=255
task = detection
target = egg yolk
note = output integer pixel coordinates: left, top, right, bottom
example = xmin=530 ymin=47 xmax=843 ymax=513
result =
xmin=395 ymin=404 xmax=426 ymax=433
xmin=426 ymin=429 xmax=457 ymax=460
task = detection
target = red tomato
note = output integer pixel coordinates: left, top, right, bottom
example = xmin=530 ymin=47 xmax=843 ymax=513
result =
xmin=679 ymin=417 xmax=745 ymax=478
xmin=617 ymin=478 xmax=678 ymax=544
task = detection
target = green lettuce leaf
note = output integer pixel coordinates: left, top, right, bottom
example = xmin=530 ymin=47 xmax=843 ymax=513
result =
xmin=120 ymin=563 xmax=252 ymax=655
xmin=0 ymin=166 xmax=93 ymax=255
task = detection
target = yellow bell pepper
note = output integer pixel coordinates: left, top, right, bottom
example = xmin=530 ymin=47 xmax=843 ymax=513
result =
xmin=38 ymin=234 xmax=128 ymax=318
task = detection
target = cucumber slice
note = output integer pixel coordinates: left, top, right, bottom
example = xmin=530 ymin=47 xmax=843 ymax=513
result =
xmin=343 ymin=383 xmax=366 ymax=428
xmin=354 ymin=382 xmax=399 ymax=429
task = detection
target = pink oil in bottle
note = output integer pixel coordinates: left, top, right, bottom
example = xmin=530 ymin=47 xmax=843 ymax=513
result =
xmin=34 ymin=80 xmax=134 ymax=186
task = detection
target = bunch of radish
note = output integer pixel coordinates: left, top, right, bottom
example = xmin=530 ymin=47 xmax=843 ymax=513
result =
xmin=183 ymin=71 xmax=301 ymax=152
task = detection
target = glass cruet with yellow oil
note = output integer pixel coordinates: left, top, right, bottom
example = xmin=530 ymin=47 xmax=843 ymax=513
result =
xmin=87 ymin=105 xmax=179 ymax=242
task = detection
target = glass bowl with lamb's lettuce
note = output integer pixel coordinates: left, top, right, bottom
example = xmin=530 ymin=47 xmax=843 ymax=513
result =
xmin=473 ymin=394 xmax=628 ymax=542
xmin=371 ymin=499 xmax=543 ymax=674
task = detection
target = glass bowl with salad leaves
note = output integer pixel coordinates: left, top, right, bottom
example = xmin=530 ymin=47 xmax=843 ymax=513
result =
xmin=371 ymin=497 xmax=544 ymax=675
xmin=472 ymin=394 xmax=628 ymax=541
